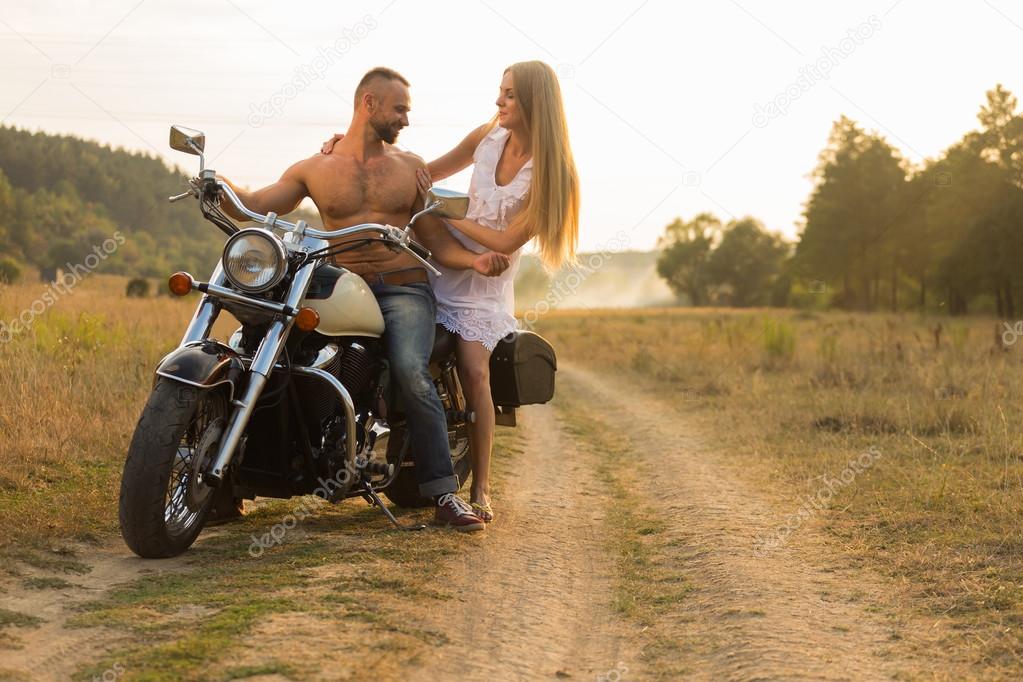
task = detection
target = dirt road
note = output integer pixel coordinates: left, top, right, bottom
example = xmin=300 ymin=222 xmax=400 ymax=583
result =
xmin=0 ymin=364 xmax=966 ymax=680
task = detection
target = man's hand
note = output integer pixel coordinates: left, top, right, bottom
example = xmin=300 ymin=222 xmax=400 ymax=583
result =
xmin=473 ymin=251 xmax=511 ymax=277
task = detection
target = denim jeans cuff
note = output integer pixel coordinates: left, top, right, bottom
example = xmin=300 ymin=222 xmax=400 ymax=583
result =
xmin=419 ymin=475 xmax=458 ymax=498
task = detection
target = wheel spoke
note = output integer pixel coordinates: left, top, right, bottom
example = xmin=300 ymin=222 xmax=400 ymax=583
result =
xmin=163 ymin=393 xmax=226 ymax=534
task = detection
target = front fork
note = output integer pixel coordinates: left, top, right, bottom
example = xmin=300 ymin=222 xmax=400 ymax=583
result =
xmin=182 ymin=262 xmax=317 ymax=487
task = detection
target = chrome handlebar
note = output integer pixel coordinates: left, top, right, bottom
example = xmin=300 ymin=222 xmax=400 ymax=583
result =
xmin=172 ymin=178 xmax=440 ymax=275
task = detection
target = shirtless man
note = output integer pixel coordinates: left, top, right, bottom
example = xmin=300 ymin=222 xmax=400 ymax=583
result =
xmin=218 ymin=67 xmax=497 ymax=532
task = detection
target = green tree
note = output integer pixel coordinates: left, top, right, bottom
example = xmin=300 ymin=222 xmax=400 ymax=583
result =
xmin=796 ymin=117 xmax=908 ymax=310
xmin=656 ymin=213 xmax=721 ymax=306
xmin=707 ymin=217 xmax=790 ymax=307
xmin=0 ymin=256 xmax=21 ymax=284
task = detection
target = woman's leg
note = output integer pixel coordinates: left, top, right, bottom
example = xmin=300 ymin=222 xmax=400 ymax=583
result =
xmin=456 ymin=337 xmax=495 ymax=506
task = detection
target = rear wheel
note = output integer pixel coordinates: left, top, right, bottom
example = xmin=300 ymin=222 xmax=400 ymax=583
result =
xmin=383 ymin=423 xmax=471 ymax=508
xmin=119 ymin=379 xmax=228 ymax=558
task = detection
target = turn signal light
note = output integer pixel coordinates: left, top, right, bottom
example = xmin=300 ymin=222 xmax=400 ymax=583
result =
xmin=294 ymin=306 xmax=320 ymax=332
xmin=168 ymin=272 xmax=194 ymax=296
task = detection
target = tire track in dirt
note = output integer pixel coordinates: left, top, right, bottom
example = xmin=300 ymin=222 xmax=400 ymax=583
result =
xmin=2 ymin=361 xmax=969 ymax=681
xmin=405 ymin=402 xmax=637 ymax=682
xmin=557 ymin=362 xmax=964 ymax=681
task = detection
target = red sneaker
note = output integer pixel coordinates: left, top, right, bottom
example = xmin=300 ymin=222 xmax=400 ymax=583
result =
xmin=435 ymin=493 xmax=485 ymax=532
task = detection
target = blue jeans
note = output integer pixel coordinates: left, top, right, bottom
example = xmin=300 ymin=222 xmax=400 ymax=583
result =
xmin=372 ymin=282 xmax=458 ymax=497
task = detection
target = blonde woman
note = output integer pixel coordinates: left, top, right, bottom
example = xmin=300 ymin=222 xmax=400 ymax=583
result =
xmin=322 ymin=60 xmax=579 ymax=521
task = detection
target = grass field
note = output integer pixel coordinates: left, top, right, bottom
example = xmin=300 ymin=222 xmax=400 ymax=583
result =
xmin=532 ymin=307 xmax=1023 ymax=668
xmin=0 ymin=273 xmax=241 ymax=545
xmin=3 ymin=275 xmax=1023 ymax=671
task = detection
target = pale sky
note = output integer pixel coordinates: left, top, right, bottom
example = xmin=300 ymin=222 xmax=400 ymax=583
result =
xmin=2 ymin=0 xmax=1021 ymax=253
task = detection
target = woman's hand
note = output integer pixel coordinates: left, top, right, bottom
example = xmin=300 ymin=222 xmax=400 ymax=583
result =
xmin=320 ymin=133 xmax=344 ymax=155
xmin=416 ymin=167 xmax=433 ymax=199
xmin=472 ymin=251 xmax=511 ymax=277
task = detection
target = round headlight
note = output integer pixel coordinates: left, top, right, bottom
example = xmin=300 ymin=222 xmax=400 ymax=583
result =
xmin=222 ymin=229 xmax=287 ymax=293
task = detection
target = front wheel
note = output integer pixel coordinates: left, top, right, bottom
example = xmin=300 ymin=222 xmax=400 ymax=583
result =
xmin=119 ymin=379 xmax=228 ymax=558
xmin=383 ymin=423 xmax=471 ymax=508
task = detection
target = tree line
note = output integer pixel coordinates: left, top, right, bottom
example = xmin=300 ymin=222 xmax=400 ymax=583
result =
xmin=0 ymin=125 xmax=318 ymax=284
xmin=658 ymin=84 xmax=1023 ymax=316
xmin=0 ymin=125 xmax=225 ymax=280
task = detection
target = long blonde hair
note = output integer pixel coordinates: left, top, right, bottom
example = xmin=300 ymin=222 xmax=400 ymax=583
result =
xmin=504 ymin=61 xmax=579 ymax=270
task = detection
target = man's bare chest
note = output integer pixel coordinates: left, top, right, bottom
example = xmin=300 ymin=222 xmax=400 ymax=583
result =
xmin=308 ymin=156 xmax=416 ymax=221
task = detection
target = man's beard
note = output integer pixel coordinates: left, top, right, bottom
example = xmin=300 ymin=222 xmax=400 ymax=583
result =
xmin=371 ymin=119 xmax=401 ymax=144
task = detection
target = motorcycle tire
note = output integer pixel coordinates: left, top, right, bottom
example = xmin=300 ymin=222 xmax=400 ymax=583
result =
xmin=383 ymin=424 xmax=471 ymax=508
xmin=119 ymin=379 xmax=226 ymax=558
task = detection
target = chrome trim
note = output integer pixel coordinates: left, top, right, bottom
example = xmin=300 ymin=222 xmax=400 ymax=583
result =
xmin=206 ymin=373 xmax=267 ymax=482
xmin=153 ymin=373 xmax=236 ymax=402
xmin=221 ymin=228 xmax=288 ymax=293
xmin=215 ymin=181 xmax=438 ymax=273
xmin=292 ymin=366 xmax=357 ymax=478
xmin=200 ymin=281 xmax=293 ymax=315
xmin=217 ymin=183 xmax=271 ymax=224
xmin=228 ymin=327 xmax=243 ymax=353
xmin=312 ymin=343 xmax=340 ymax=369
xmin=204 ymin=262 xmax=316 ymax=483
xmin=424 ymin=187 xmax=470 ymax=220
xmin=180 ymin=262 xmax=225 ymax=346
xmin=366 ymin=419 xmax=390 ymax=458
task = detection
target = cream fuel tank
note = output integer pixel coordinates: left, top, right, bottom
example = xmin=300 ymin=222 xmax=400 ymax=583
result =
xmin=301 ymin=267 xmax=385 ymax=337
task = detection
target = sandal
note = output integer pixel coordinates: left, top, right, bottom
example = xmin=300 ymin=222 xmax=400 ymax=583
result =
xmin=471 ymin=500 xmax=494 ymax=523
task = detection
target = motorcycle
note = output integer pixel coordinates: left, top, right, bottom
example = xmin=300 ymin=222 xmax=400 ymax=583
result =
xmin=118 ymin=126 xmax=558 ymax=558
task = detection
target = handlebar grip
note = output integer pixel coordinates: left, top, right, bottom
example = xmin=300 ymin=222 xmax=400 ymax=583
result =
xmin=408 ymin=239 xmax=432 ymax=261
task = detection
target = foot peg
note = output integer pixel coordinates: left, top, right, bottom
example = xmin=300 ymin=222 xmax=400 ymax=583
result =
xmin=446 ymin=409 xmax=476 ymax=425
xmin=360 ymin=459 xmax=393 ymax=477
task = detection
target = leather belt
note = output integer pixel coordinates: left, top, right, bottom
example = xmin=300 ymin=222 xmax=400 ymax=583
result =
xmin=360 ymin=268 xmax=429 ymax=287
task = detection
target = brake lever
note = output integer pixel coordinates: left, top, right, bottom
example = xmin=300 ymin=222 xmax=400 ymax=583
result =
xmin=383 ymin=225 xmax=441 ymax=276
xmin=409 ymin=249 xmax=442 ymax=277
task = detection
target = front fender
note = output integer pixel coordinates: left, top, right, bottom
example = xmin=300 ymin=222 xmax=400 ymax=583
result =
xmin=154 ymin=340 xmax=244 ymax=401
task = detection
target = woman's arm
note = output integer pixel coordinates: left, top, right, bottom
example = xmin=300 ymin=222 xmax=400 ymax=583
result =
xmin=426 ymin=123 xmax=492 ymax=181
xmin=445 ymin=216 xmax=534 ymax=255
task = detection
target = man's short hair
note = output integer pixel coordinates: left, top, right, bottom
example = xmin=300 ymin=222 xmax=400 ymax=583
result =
xmin=354 ymin=67 xmax=410 ymax=104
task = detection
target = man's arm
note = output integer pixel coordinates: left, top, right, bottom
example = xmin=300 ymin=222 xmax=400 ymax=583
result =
xmin=218 ymin=159 xmax=310 ymax=220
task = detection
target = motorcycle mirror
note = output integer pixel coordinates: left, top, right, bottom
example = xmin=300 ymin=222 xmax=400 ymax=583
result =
xmin=425 ymin=187 xmax=469 ymax=220
xmin=169 ymin=125 xmax=206 ymax=155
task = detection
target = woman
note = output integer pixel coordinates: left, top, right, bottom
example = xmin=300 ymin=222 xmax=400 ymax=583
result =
xmin=322 ymin=60 xmax=579 ymax=522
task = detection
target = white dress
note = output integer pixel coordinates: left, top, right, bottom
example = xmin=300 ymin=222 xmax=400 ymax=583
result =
xmin=431 ymin=126 xmax=532 ymax=351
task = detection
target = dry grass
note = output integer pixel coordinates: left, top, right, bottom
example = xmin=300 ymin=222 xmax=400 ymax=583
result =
xmin=6 ymin=272 xmax=1023 ymax=669
xmin=532 ymin=307 xmax=1023 ymax=669
xmin=0 ymin=273 xmax=238 ymax=546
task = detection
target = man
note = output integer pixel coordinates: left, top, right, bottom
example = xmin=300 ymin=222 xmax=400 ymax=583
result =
xmin=217 ymin=67 xmax=499 ymax=532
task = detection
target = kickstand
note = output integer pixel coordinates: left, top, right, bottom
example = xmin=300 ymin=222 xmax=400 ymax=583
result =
xmin=359 ymin=480 xmax=427 ymax=531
